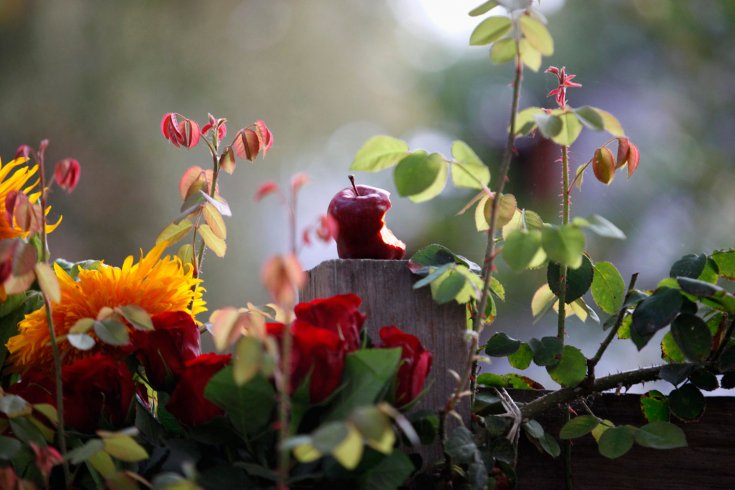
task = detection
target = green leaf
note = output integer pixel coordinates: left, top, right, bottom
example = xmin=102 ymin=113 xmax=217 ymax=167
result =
xmin=327 ymin=348 xmax=401 ymax=420
xmin=0 ymin=395 xmax=31 ymax=418
xmin=483 ymin=193 xmax=517 ymax=230
xmin=490 ymin=38 xmax=517 ymax=64
xmin=547 ymin=346 xmax=586 ymax=388
xmin=598 ymin=426 xmax=635 ymax=459
xmin=594 ymin=108 xmax=625 ymax=137
xmin=515 ymin=107 xmax=543 ymax=136
xmin=551 ymin=112 xmax=584 ymax=146
xmin=523 ymin=419 xmax=544 ymax=439
xmin=718 ymin=343 xmax=735 ymax=372
xmin=591 ymin=261 xmax=625 ymax=314
xmin=156 ymin=219 xmax=193 ymax=246
xmin=539 ymin=432 xmax=561 ymax=457
xmin=445 ymin=426 xmax=479 ymax=464
xmin=534 ymin=113 xmax=562 ymax=139
xmin=409 ymin=243 xmax=479 ymax=272
xmin=541 ymin=225 xmax=585 ymax=269
xmin=559 ymin=415 xmax=599 ymax=439
xmin=677 ymin=277 xmax=722 ymax=297
xmin=689 ymin=367 xmax=718 ymax=391
xmin=412 ymin=263 xmax=452 ymax=290
xmin=485 ymin=332 xmax=521 ymax=357
xmin=394 ymin=152 xmax=448 ymax=202
xmin=117 ymin=305 xmax=154 ymax=331
xmin=547 ymin=255 xmax=593 ymax=304
xmin=670 ymin=254 xmax=707 ymax=279
xmin=574 ymin=106 xmax=605 ymax=130
xmin=94 ymin=319 xmax=130 ymax=346
xmin=199 ymin=223 xmax=226 ymax=257
xmin=630 ymin=288 xmax=682 ymax=350
xmin=712 ymin=250 xmax=735 ymax=280
xmin=205 ymin=368 xmax=275 ymax=436
xmin=350 ymin=135 xmax=409 ymax=171
xmin=358 ymin=449 xmax=415 ymax=490
xmin=508 ymin=343 xmax=533 ymax=369
xmin=670 ymin=313 xmax=712 ymax=362
xmin=529 ymin=336 xmax=563 ymax=367
xmin=635 ymin=421 xmax=687 ymax=449
xmin=572 ymin=214 xmax=626 ymax=239
xmin=519 ymin=15 xmax=553 ymax=56
xmin=469 ymin=1 xmax=498 ymax=17
xmin=451 ymin=141 xmax=490 ymax=189
xmin=0 ymin=435 xmax=22 ymax=459
xmin=431 ymin=268 xmax=468 ymax=304
xmin=661 ymin=332 xmax=685 ymax=363
xmin=659 ymin=364 xmax=693 ymax=387
xmin=669 ymin=384 xmax=704 ymax=420
xmin=469 ymin=16 xmax=513 ymax=46
xmin=477 ymin=373 xmax=543 ymax=390
xmin=640 ymin=390 xmax=669 ymax=422
xmin=503 ymin=230 xmax=542 ymax=271
xmin=67 ymin=439 xmax=104 ymax=464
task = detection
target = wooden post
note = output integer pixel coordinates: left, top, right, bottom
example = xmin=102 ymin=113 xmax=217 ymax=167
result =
xmin=300 ymin=259 xmax=469 ymax=416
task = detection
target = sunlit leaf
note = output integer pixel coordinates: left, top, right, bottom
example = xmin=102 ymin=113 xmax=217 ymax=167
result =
xmin=519 ymin=15 xmax=553 ymax=56
xmin=199 ymin=224 xmax=227 ymax=257
xmin=534 ymin=113 xmax=562 ymax=139
xmin=117 ymin=305 xmax=153 ymax=331
xmin=515 ymin=107 xmax=543 ymax=136
xmin=547 ymin=345 xmax=586 ymax=387
xmin=350 ymin=135 xmax=409 ymax=171
xmin=450 ymin=140 xmax=490 ymax=189
xmin=531 ymin=284 xmax=556 ymax=319
xmin=490 ymin=38 xmax=516 ymax=64
xmin=541 ymin=225 xmax=585 ymax=269
xmin=203 ymin=204 xmax=227 ymax=240
xmin=156 ymin=219 xmax=193 ymax=246
xmin=551 ymin=112 xmax=584 ymax=146
xmin=330 ymin=423 xmax=364 ymax=470
xmin=591 ymin=261 xmax=625 ymax=314
xmin=594 ymin=108 xmax=625 ymax=137
xmin=519 ymin=39 xmax=542 ymax=71
xmin=469 ymin=0 xmax=498 ymax=16
xmin=469 ymin=16 xmax=512 ymax=46
xmin=394 ymin=152 xmax=448 ymax=202
xmin=34 ymin=262 xmax=60 ymax=304
xmin=640 ymin=390 xmax=669 ymax=422
xmin=233 ymin=336 xmax=263 ymax=386
xmin=574 ymin=106 xmax=605 ymax=130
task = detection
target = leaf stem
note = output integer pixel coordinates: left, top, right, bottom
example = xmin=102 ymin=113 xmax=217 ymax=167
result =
xmin=36 ymin=149 xmax=71 ymax=488
xmin=556 ymin=145 xmax=570 ymax=342
xmin=277 ymin=324 xmax=293 ymax=490
xmin=194 ymin=137 xmax=221 ymax=278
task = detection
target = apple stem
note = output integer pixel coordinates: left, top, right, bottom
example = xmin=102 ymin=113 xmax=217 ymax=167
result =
xmin=348 ymin=175 xmax=360 ymax=195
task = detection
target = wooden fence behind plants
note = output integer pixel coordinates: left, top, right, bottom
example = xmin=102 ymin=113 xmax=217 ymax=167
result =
xmin=301 ymin=259 xmax=735 ymax=489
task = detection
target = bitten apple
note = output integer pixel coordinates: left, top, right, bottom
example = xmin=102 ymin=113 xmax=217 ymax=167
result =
xmin=328 ymin=176 xmax=406 ymax=259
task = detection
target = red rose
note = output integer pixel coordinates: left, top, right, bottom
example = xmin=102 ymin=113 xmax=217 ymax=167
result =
xmin=166 ymin=353 xmax=230 ymax=427
xmin=378 ymin=326 xmax=432 ymax=406
xmin=131 ymin=311 xmax=200 ymax=390
xmin=63 ymin=354 xmax=135 ymax=432
xmin=267 ymin=321 xmax=345 ymax=404
xmin=294 ymin=294 xmax=366 ymax=351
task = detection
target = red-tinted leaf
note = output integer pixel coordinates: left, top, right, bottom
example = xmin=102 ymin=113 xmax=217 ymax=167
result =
xmin=179 ymin=166 xmax=217 ymax=200
xmin=14 ymin=145 xmax=32 ymax=160
xmin=254 ymin=181 xmax=280 ymax=202
xmin=234 ymin=129 xmax=260 ymax=161
xmin=302 ymin=229 xmax=312 ymax=246
xmin=315 ymin=214 xmax=338 ymax=242
xmin=261 ymin=254 xmax=305 ymax=307
xmin=615 ymin=138 xmax=630 ymax=169
xmin=290 ymin=173 xmax=310 ymax=195
xmin=593 ymin=147 xmax=615 ymax=185
xmin=627 ymin=141 xmax=640 ymax=178
xmin=255 ymin=120 xmax=273 ymax=156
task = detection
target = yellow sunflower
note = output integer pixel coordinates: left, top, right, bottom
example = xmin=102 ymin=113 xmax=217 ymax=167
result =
xmin=0 ymin=156 xmax=61 ymax=240
xmin=6 ymin=241 xmax=206 ymax=373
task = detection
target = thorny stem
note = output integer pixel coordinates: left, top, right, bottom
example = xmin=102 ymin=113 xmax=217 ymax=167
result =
xmin=37 ymin=151 xmax=71 ymax=488
xmin=587 ymin=273 xmax=639 ymax=376
xmin=520 ymin=364 xmax=690 ymax=420
xmin=557 ymin=145 xmax=570 ymax=341
xmin=440 ymin=34 xmax=524 ymax=455
xmin=277 ymin=325 xmax=293 ymax=490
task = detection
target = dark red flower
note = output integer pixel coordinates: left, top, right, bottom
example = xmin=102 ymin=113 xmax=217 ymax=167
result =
xmin=62 ymin=354 xmax=135 ymax=432
xmin=54 ymin=158 xmax=81 ymax=193
xmin=378 ymin=326 xmax=432 ymax=406
xmin=131 ymin=311 xmax=201 ymax=390
xmin=267 ymin=320 xmax=346 ymax=404
xmin=161 ymin=112 xmax=201 ymax=149
xmin=166 ymin=353 xmax=231 ymax=427
xmin=294 ymin=293 xmax=365 ymax=351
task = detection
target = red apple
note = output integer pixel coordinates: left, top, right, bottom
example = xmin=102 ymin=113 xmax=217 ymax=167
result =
xmin=328 ymin=176 xmax=406 ymax=260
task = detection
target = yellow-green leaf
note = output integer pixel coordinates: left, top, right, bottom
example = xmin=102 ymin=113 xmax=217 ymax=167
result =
xmin=103 ymin=434 xmax=148 ymax=462
xmin=519 ymin=15 xmax=553 ymax=56
xmin=483 ymin=193 xmax=517 ymax=229
xmin=34 ymin=262 xmax=60 ymax=304
xmin=233 ymin=336 xmax=263 ymax=386
xmin=88 ymin=450 xmax=116 ymax=478
xmin=70 ymin=318 xmax=95 ymax=334
xmin=490 ymin=38 xmax=516 ymax=64
xmin=519 ymin=39 xmax=542 ymax=71
xmin=451 ymin=140 xmax=490 ymax=189
xmin=595 ymin=108 xmax=625 ymax=137
xmin=551 ymin=112 xmax=584 ymax=146
xmin=293 ymin=442 xmax=321 ymax=463
xmin=177 ymin=244 xmax=194 ymax=266
xmin=351 ymin=135 xmax=409 ymax=172
xmin=117 ymin=305 xmax=153 ymax=331
xmin=331 ymin=424 xmax=364 ymax=470
xmin=470 ymin=16 xmax=512 ymax=46
xmin=515 ymin=107 xmax=544 ymax=136
xmin=531 ymin=284 xmax=555 ymax=319
xmin=469 ymin=0 xmax=497 ymax=17
xmin=394 ymin=152 xmax=448 ymax=203
xmin=156 ymin=219 xmax=193 ymax=246
xmin=198 ymin=224 xmax=226 ymax=257
xmin=203 ymin=203 xmax=227 ymax=240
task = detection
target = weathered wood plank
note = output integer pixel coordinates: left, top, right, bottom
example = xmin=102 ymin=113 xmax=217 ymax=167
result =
xmin=511 ymin=390 xmax=735 ymax=489
xmin=300 ymin=259 xmax=469 ymax=416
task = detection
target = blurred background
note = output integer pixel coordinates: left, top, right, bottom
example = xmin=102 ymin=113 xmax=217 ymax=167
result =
xmin=1 ymin=0 xmax=734 ymax=387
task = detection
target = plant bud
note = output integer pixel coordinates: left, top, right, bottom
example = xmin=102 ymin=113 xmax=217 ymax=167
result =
xmin=54 ymin=158 xmax=81 ymax=193
xmin=593 ymin=147 xmax=615 ymax=185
